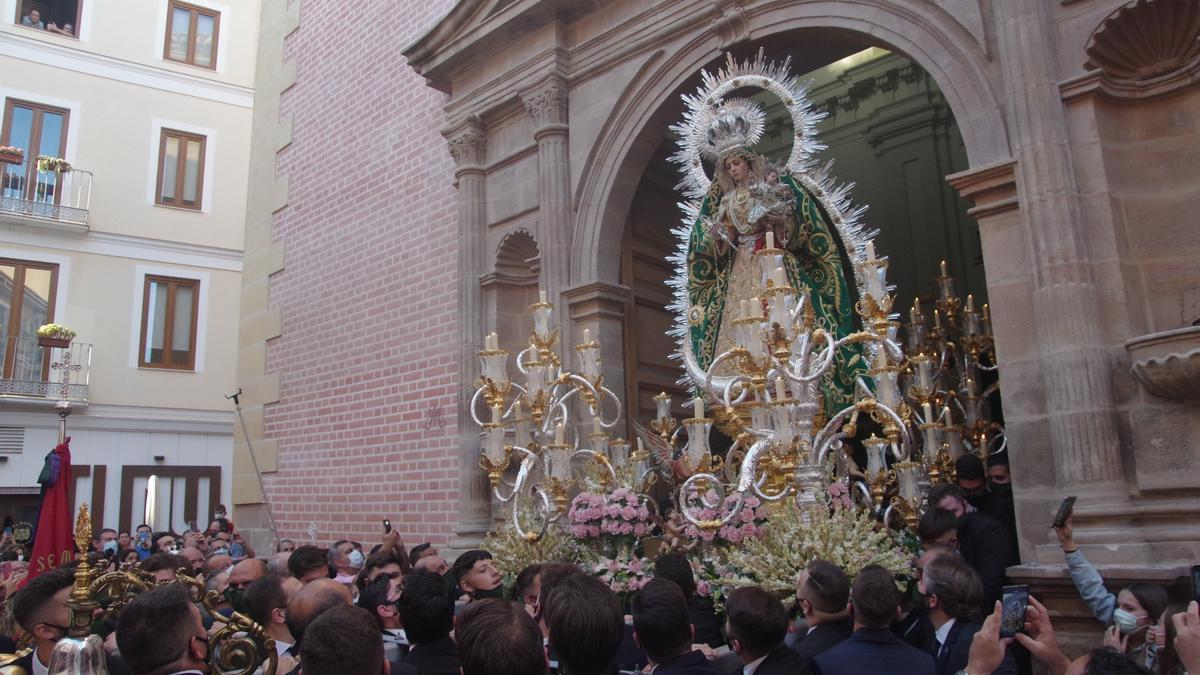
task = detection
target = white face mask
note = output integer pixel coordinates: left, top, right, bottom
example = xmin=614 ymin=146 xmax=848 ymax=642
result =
xmin=1112 ymin=608 xmax=1146 ymax=635
xmin=347 ymin=549 xmax=365 ymax=569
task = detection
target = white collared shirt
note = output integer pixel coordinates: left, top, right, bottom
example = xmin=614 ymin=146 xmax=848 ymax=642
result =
xmin=934 ymin=618 xmax=957 ymax=657
xmin=744 ymin=654 xmax=769 ymax=675
xmin=32 ymin=652 xmax=48 ymax=675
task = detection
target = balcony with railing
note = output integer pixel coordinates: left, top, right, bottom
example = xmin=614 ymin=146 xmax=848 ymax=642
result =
xmin=0 ymin=161 xmax=92 ymax=232
xmin=0 ymin=337 xmax=91 ymax=405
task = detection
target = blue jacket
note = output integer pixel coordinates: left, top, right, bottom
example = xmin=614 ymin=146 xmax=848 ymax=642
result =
xmin=813 ymin=627 xmax=934 ymax=675
xmin=1065 ymin=549 xmax=1115 ymax=624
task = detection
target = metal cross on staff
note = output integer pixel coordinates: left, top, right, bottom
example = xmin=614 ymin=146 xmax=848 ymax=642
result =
xmin=52 ymin=347 xmax=81 ymax=443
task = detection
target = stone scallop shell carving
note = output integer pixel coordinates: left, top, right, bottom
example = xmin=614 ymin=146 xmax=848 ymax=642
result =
xmin=1125 ymin=325 xmax=1200 ymax=400
xmin=1085 ymin=0 xmax=1200 ymax=81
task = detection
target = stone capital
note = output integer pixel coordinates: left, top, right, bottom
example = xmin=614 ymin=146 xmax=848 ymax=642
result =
xmin=444 ymin=115 xmax=487 ymax=168
xmin=521 ymin=76 xmax=569 ymax=128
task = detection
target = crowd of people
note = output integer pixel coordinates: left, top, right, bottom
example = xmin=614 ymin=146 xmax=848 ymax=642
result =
xmin=0 ymin=465 xmax=1195 ymax=675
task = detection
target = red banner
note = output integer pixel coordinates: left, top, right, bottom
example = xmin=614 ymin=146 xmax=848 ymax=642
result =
xmin=27 ymin=438 xmax=75 ymax=581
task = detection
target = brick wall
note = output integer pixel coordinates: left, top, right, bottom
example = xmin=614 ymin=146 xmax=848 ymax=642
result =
xmin=263 ymin=0 xmax=460 ymax=548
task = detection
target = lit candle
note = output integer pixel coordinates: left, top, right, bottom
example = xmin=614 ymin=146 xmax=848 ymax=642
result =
xmin=692 ymin=397 xmax=704 ymax=419
xmin=933 ymin=309 xmax=943 ymax=331
xmin=982 ymin=304 xmax=992 ymax=335
xmin=637 ymin=437 xmax=645 ymax=453
xmin=942 ymin=405 xmax=953 ymax=425
xmin=940 ymin=260 xmax=948 ymax=276
xmin=655 ymin=393 xmax=671 ymax=421
xmin=922 ymin=402 xmax=933 ymax=423
xmin=775 ymin=377 xmax=786 ymax=400
xmin=514 ymin=400 xmax=523 ymax=418
xmin=910 ymin=301 xmax=922 ymax=326
xmin=554 ymin=423 xmax=565 ymax=445
xmin=539 ymin=290 xmax=548 ymax=305
xmin=766 ymin=231 xmax=774 ymax=249
xmin=865 ymin=240 xmax=876 ymax=262
xmin=583 ymin=328 xmax=591 ymax=344
xmin=772 ymin=266 xmax=785 ymax=287
xmin=966 ymin=294 xmax=975 ymax=313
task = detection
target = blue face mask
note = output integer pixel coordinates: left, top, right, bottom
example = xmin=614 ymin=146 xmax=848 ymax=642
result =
xmin=347 ymin=549 xmax=365 ymax=569
xmin=102 ymin=540 xmax=118 ymax=554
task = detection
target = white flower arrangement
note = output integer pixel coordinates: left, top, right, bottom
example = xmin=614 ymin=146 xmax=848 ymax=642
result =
xmin=37 ymin=323 xmax=76 ymax=340
xmin=0 ymin=146 xmax=24 ymax=156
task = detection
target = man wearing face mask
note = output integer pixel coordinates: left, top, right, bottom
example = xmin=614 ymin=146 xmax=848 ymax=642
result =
xmin=451 ymin=550 xmax=505 ymax=601
xmin=225 ymin=558 xmax=269 ymax=615
xmin=94 ymin=528 xmax=119 ymax=555
xmin=10 ymin=566 xmax=134 ymax=675
xmin=792 ymin=560 xmax=852 ymax=664
xmin=330 ymin=541 xmax=365 ymax=598
xmin=118 ymin=583 xmax=210 ymax=675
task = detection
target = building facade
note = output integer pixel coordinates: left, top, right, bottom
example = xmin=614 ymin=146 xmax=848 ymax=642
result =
xmin=240 ymin=0 xmax=1200 ymax=647
xmin=0 ymin=0 xmax=255 ymax=534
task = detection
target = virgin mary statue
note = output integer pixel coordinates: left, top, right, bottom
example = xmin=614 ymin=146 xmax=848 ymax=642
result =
xmin=669 ymin=53 xmax=870 ymax=414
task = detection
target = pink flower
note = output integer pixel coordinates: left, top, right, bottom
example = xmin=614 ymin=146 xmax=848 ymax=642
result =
xmin=628 ymin=558 xmax=643 ymax=574
xmin=618 ymin=522 xmax=633 ymax=535
xmin=696 ymin=581 xmax=711 ymax=596
xmin=634 ymin=524 xmax=646 ymax=537
xmin=621 ymin=506 xmax=637 ymax=520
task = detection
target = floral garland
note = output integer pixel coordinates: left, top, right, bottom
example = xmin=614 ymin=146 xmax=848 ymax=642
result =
xmin=680 ymin=492 xmax=768 ymax=545
xmin=588 ymin=554 xmax=653 ymax=596
xmin=568 ymin=488 xmax=653 ymax=546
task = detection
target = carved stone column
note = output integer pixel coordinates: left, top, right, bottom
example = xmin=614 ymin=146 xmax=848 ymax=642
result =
xmin=521 ymin=76 xmax=571 ymax=306
xmin=445 ymin=116 xmax=491 ymax=546
xmin=994 ymin=1 xmax=1123 ymax=489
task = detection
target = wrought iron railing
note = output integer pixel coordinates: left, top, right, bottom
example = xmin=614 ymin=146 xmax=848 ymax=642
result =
xmin=0 ymin=337 xmax=91 ymax=403
xmin=0 ymin=165 xmax=92 ymax=226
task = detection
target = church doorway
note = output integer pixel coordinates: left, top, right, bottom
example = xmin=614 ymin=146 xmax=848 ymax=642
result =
xmin=619 ymin=31 xmax=989 ymax=428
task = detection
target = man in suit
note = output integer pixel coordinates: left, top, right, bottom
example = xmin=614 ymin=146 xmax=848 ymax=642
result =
xmin=10 ymin=566 xmax=133 ymax=674
xmin=813 ymin=565 xmax=935 ymax=675
xmin=793 ymin=560 xmax=853 ymax=663
xmin=457 ymin=598 xmax=548 ymax=675
xmin=927 ymin=484 xmax=1017 ymax=614
xmin=357 ymin=575 xmax=409 ymax=662
xmin=299 ymin=603 xmax=399 ymax=675
xmin=632 ymin=579 xmax=724 ymax=675
xmin=398 ymin=570 xmax=461 ymax=675
xmin=920 ymin=555 xmax=1017 ymax=675
xmin=656 ymin=552 xmax=725 ymax=648
xmin=726 ymin=585 xmax=813 ymax=674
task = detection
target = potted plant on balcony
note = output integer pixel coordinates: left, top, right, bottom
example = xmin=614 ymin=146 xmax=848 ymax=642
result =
xmin=35 ymin=155 xmax=72 ymax=173
xmin=37 ymin=324 xmax=76 ymax=349
xmin=0 ymin=146 xmax=23 ymax=165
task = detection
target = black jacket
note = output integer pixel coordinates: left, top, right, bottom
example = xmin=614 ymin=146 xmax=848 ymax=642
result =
xmin=402 ymin=635 xmax=461 ymax=675
xmin=957 ymin=511 xmax=1015 ymax=614
xmin=754 ymin=644 xmax=815 ymax=675
xmin=793 ymin=620 xmax=852 ymax=663
xmin=927 ymin=619 xmax=1017 ymax=675
xmin=653 ymin=649 xmax=726 ymax=675
xmin=813 ymin=627 xmax=935 ymax=675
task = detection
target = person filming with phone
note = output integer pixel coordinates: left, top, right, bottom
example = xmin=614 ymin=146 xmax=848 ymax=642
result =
xmin=1054 ymin=504 xmax=1170 ymax=670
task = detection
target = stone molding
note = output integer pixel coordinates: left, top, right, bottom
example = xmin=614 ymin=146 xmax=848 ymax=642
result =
xmin=712 ymin=2 xmax=750 ymax=48
xmin=445 ymin=115 xmax=488 ymax=169
xmin=947 ymin=159 xmax=1019 ymax=219
xmin=521 ymin=76 xmax=569 ymax=128
xmin=1125 ymin=325 xmax=1200 ymax=400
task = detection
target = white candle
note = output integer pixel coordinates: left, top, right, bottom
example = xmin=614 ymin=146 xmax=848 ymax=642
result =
xmin=775 ymin=377 xmax=786 ymax=400
xmin=766 ymin=231 xmax=774 ymax=249
xmin=692 ymin=397 xmax=704 ymax=419
xmin=583 ymin=328 xmax=591 ymax=344
xmin=491 ymin=404 xmax=501 ymax=424
xmin=940 ymin=260 xmax=948 ymax=276
xmin=539 ymin=290 xmax=548 ymax=304
xmin=554 ymin=423 xmax=565 ymax=445
xmin=943 ymin=406 xmax=953 ymax=425
xmin=772 ymin=266 xmax=785 ymax=287
xmin=923 ymin=402 xmax=933 ymax=423
xmin=514 ymin=400 xmax=523 ymax=418
xmin=593 ymin=417 xmax=602 ymax=436
xmin=865 ymin=240 xmax=876 ymax=262
xmin=740 ymin=299 xmax=749 ymax=320
xmin=750 ymin=297 xmax=761 ymax=316
xmin=966 ymin=294 xmax=975 ymax=313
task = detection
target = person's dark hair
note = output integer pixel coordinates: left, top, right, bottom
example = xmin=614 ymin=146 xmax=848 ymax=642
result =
xmin=136 ymin=523 xmax=151 ymax=532
xmin=276 ymin=539 xmax=294 ymax=553
xmin=1158 ymin=602 xmax=1188 ymax=674
xmin=534 ymin=562 xmax=582 ymax=622
xmin=118 ymin=530 xmax=130 ymax=538
xmin=795 ymin=559 xmax=847 ymax=614
xmin=140 ymin=553 xmax=191 ymax=576
xmin=11 ymin=567 xmax=74 ymax=633
xmin=299 ymin=604 xmax=384 ymax=675
xmin=451 ymin=549 xmax=493 ymax=587
xmin=653 ymin=553 xmax=696 ymax=597
xmin=398 ymin=570 xmax=454 ymax=645
xmin=927 ymin=483 xmax=967 ymax=507
xmin=1122 ymin=583 xmax=1170 ymax=626
xmin=99 ymin=528 xmax=117 ymax=538
xmin=118 ymin=548 xmax=139 ymax=564
xmin=918 ymin=508 xmax=960 ymax=544
xmin=356 ymin=575 xmax=396 ymax=631
xmin=116 ymin=583 xmax=199 ymax=675
xmin=923 ymin=555 xmax=982 ymax=620
xmin=850 ymin=565 xmax=901 ymax=629
xmin=408 ymin=542 xmax=433 ymax=568
xmin=954 ymin=454 xmax=985 ymax=481
xmin=543 ymin=574 xmax=624 ymax=675
xmin=356 ymin=550 xmax=401 ymax=590
xmin=632 ymin=579 xmax=692 ymax=664
xmin=457 ymin=599 xmax=546 ymax=675
xmin=245 ymin=573 xmax=288 ymax=627
xmin=986 ymin=452 xmax=1009 ymax=468
xmin=726 ymin=585 xmax=788 ymax=658
xmin=512 ymin=563 xmax=544 ymax=602
xmin=288 ymin=545 xmax=330 ymax=579
xmin=1083 ymin=646 xmax=1152 ymax=674
xmin=150 ymin=531 xmax=175 ymax=553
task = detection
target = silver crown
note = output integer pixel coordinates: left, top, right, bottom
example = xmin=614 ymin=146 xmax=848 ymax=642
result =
xmin=698 ymin=98 xmax=765 ymax=161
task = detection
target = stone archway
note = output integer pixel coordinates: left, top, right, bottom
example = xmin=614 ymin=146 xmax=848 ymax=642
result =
xmin=571 ymin=4 xmax=1012 ymax=288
